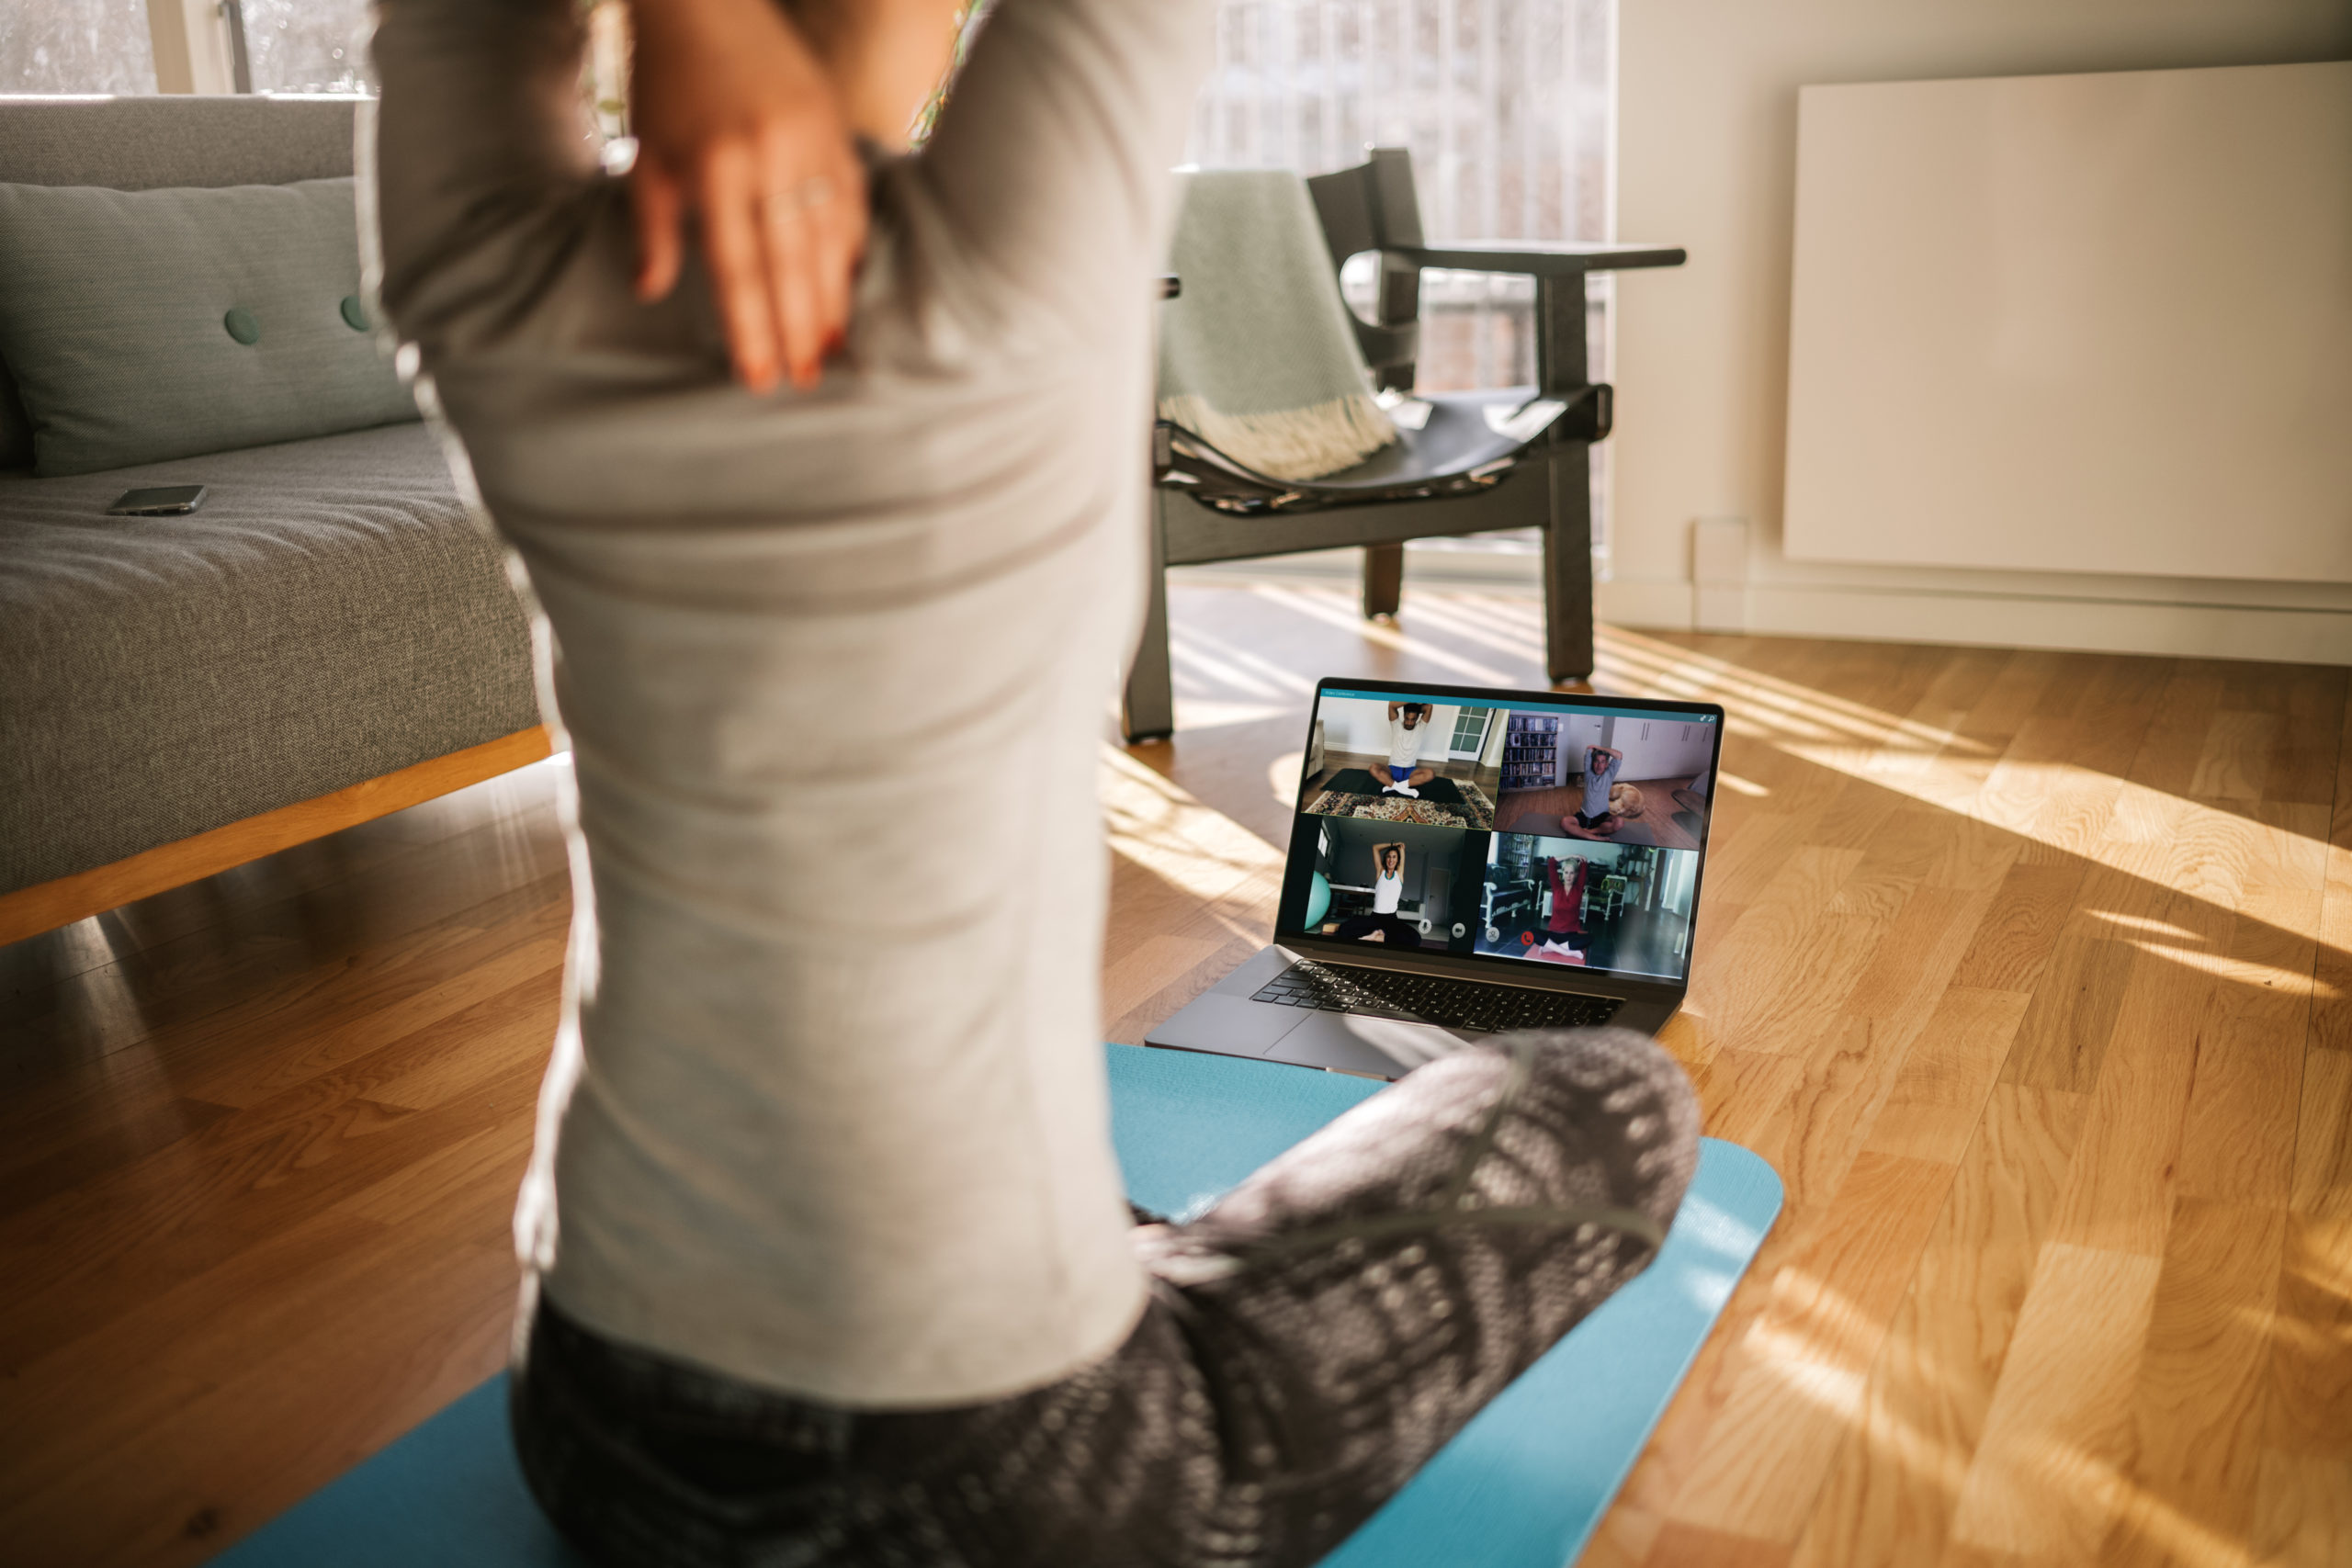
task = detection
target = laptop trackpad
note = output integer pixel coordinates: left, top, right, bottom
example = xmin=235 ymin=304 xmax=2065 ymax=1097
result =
xmin=1144 ymin=994 xmax=1305 ymax=1056
xmin=1272 ymin=1011 xmax=1464 ymax=1078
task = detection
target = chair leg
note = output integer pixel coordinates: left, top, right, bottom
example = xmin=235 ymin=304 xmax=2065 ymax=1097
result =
xmin=1122 ymin=502 xmax=1176 ymax=742
xmin=1543 ymin=446 xmax=1596 ymax=683
xmin=1363 ymin=541 xmax=1405 ymax=618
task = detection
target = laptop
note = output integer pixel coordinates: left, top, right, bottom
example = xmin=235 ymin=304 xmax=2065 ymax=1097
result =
xmin=1147 ymin=676 xmax=1726 ymax=1078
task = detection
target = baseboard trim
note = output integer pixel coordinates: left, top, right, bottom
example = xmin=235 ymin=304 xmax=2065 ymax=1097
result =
xmin=0 ymin=726 xmax=555 ymax=948
xmin=1599 ymin=579 xmax=2352 ymax=665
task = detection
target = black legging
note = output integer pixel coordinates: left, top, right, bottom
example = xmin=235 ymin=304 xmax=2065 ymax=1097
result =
xmin=1332 ymin=913 xmax=1423 ymax=948
xmin=511 ymin=1031 xmax=1700 ymax=1568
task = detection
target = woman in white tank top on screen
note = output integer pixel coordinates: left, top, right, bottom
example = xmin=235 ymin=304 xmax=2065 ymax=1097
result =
xmin=1373 ymin=841 xmax=1405 ymax=913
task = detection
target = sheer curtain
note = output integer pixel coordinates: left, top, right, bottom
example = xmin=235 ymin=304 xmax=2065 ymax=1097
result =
xmin=0 ymin=0 xmax=157 ymax=94
xmin=235 ymin=0 xmax=373 ymax=94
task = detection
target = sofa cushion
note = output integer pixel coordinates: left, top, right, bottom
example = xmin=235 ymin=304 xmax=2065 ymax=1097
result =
xmin=0 ymin=177 xmax=419 ymax=478
xmin=0 ymin=423 xmax=538 ymax=894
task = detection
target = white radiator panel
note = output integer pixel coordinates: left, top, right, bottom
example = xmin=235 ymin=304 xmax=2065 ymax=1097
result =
xmin=1783 ymin=62 xmax=2352 ymax=584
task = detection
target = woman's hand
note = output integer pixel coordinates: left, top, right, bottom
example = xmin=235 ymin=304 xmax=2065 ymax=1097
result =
xmin=628 ymin=0 xmax=870 ymax=390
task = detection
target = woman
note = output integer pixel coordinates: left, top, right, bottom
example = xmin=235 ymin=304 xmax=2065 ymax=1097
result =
xmin=1334 ymin=840 xmax=1417 ymax=945
xmin=368 ymin=0 xmax=1698 ymax=1562
xmin=1373 ymin=840 xmax=1405 ymax=913
xmin=1544 ymin=853 xmax=1590 ymax=952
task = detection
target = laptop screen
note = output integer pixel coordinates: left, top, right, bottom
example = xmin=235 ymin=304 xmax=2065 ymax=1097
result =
xmin=1275 ymin=682 xmax=1724 ymax=986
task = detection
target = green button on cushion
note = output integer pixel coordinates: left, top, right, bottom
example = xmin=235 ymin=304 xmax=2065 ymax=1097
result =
xmin=339 ymin=294 xmax=369 ymax=332
xmin=223 ymin=307 xmax=260 ymax=344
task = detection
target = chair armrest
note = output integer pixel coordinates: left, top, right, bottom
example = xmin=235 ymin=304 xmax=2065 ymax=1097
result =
xmin=1393 ymin=241 xmax=1686 ymax=276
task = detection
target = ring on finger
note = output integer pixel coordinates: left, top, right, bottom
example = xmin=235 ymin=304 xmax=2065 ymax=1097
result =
xmin=763 ymin=175 xmax=836 ymax=216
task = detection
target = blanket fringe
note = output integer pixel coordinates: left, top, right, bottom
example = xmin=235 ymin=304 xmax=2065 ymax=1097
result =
xmin=1159 ymin=390 xmax=1396 ymax=482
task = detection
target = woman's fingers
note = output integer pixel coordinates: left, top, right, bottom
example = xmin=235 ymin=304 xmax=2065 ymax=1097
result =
xmin=694 ymin=129 xmax=864 ymax=389
xmin=754 ymin=133 xmax=821 ymax=388
xmin=810 ymin=146 xmax=866 ymax=355
xmin=631 ymin=155 xmax=685 ymax=303
xmin=755 ymin=125 xmax=867 ymax=386
xmin=622 ymin=0 xmax=866 ymax=390
xmin=698 ymin=138 xmax=783 ymax=390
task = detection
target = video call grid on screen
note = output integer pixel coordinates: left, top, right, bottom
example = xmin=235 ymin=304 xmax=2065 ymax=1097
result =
xmin=1279 ymin=685 xmax=1723 ymax=984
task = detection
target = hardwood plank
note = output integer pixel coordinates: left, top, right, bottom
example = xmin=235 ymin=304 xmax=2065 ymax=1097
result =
xmin=2248 ymin=1449 xmax=2352 ymax=1567
xmin=1946 ymin=863 xmax=2086 ymax=995
xmin=1864 ymin=989 xmax=2034 ymax=1168
xmin=1787 ymin=1086 xmax=2088 ymax=1568
xmin=2177 ymin=900 xmax=2314 ymax=1211
xmin=0 ymin=1055 xmax=546 ymax=1375
xmin=1686 ymin=847 xmax=1871 ymax=1057
xmin=1997 ymin=919 xmax=2141 ymax=1097
xmin=1665 ymin=1152 xmax=1959 ymax=1543
xmin=1790 ymin=1083 xmax=2088 ymax=1568
xmin=2258 ymin=666 xmax=2346 ymax=807
xmin=1838 ymin=886 xmax=2001 ymax=1047
xmin=2044 ymin=919 xmax=2220 ymax=1257
xmin=1645 ymin=1521 xmax=1793 ymax=1568
xmin=0 ymin=727 xmax=552 ymax=948
xmin=1946 ymin=1243 xmax=2164 ymax=1561
xmin=2189 ymin=710 xmax=2281 ymax=804
xmin=2262 ymin=1213 xmax=2352 ymax=1458
xmin=2289 ymin=1045 xmax=2351 ymax=1223
xmin=2099 ymin=1200 xmax=2286 ymax=1566
xmin=2124 ymin=668 xmax=2227 ymax=800
xmin=2307 ymin=874 xmax=2352 ymax=1057
xmin=0 ymin=873 xmax=568 ymax=1201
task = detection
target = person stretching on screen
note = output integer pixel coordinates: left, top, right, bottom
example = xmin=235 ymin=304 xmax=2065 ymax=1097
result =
xmin=368 ymin=0 xmax=1698 ymax=1562
xmin=1559 ymin=743 xmax=1627 ymax=839
xmin=1333 ymin=840 xmax=1419 ymax=945
xmin=1530 ymin=852 xmax=1589 ymax=958
xmin=1374 ymin=839 xmax=1405 ymax=915
xmin=1381 ymin=701 xmax=1440 ymax=795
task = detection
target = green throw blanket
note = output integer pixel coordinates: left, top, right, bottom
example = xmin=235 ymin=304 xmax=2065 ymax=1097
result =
xmin=1157 ymin=170 xmax=1396 ymax=481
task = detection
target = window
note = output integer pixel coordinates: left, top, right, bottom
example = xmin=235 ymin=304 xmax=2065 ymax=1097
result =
xmin=237 ymin=0 xmax=373 ymax=94
xmin=1448 ymin=705 xmax=1493 ymax=758
xmin=1 ymin=0 xmax=157 ymax=95
xmin=0 ymin=0 xmax=374 ymax=97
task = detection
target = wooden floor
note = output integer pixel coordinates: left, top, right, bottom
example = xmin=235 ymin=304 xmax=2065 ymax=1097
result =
xmin=2 ymin=579 xmax=2346 ymax=1568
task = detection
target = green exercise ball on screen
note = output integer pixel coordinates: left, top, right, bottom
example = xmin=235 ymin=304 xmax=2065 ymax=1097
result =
xmin=1304 ymin=872 xmax=1331 ymax=928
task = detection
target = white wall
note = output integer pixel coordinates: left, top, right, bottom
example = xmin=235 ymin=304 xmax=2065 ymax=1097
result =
xmin=1784 ymin=64 xmax=2352 ymax=584
xmin=1325 ymin=697 xmax=1462 ymax=762
xmin=1610 ymin=0 xmax=2352 ymax=664
xmin=1514 ymin=710 xmax=1716 ymax=786
xmin=1606 ymin=715 xmax=1716 ymax=782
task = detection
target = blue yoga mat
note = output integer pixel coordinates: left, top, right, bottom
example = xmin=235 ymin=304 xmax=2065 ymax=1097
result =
xmin=216 ymin=1044 xmax=1780 ymax=1568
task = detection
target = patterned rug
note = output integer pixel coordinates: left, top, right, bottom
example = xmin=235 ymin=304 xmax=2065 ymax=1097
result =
xmin=1305 ymin=783 xmax=1498 ymax=830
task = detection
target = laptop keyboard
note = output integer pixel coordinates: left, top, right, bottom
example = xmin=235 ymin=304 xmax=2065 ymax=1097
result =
xmin=1251 ymin=961 xmax=1622 ymax=1034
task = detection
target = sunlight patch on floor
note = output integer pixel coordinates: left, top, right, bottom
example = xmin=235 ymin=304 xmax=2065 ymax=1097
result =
xmin=1100 ymin=741 xmax=1282 ymax=880
xmin=1589 ymin=630 xmax=2342 ymax=942
xmin=1170 ymin=620 xmax=1324 ymax=700
xmin=1268 ymin=750 xmax=1306 ymax=810
xmin=1247 ymin=584 xmax=1521 ymax=684
xmin=1603 ymin=631 xmax=1986 ymax=758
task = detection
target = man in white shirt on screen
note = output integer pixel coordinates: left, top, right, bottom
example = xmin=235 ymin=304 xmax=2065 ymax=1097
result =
xmin=1382 ymin=701 xmax=1439 ymax=796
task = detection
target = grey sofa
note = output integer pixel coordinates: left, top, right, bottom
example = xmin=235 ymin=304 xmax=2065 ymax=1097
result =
xmin=0 ymin=96 xmax=537 ymax=911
